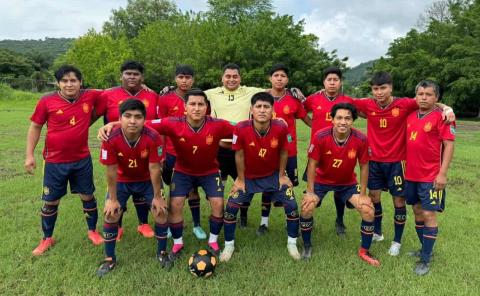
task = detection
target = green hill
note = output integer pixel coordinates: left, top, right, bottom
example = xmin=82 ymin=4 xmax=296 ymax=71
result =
xmin=344 ymin=59 xmax=377 ymax=87
xmin=0 ymin=38 xmax=74 ymax=58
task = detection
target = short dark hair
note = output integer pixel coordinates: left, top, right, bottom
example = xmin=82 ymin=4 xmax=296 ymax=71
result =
xmin=415 ymin=80 xmax=440 ymax=98
xmin=370 ymin=71 xmax=392 ymax=86
xmin=121 ymin=60 xmax=144 ymax=74
xmin=251 ymin=92 xmax=274 ymax=106
xmin=55 ymin=65 xmax=82 ymax=82
xmin=331 ymin=103 xmax=358 ymax=121
xmin=223 ymin=63 xmax=240 ymax=74
xmin=323 ymin=66 xmax=342 ymax=80
xmin=119 ymin=98 xmax=146 ymax=118
xmin=175 ymin=64 xmax=194 ymax=77
xmin=184 ymin=88 xmax=208 ymax=104
xmin=269 ymin=63 xmax=289 ymax=77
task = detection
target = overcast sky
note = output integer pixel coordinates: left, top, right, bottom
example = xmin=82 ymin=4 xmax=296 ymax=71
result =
xmin=0 ymin=0 xmax=436 ymax=66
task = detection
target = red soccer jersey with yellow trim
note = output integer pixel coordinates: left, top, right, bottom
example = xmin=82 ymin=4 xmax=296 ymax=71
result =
xmin=30 ymin=89 xmax=103 ymax=163
xmin=405 ymin=108 xmax=456 ymax=182
xmin=157 ymin=91 xmax=186 ymax=156
xmin=232 ymin=119 xmax=290 ymax=179
xmin=308 ymin=127 xmax=369 ymax=185
xmin=353 ymin=97 xmax=417 ymax=162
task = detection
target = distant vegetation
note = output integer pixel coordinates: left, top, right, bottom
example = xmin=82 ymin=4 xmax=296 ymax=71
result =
xmin=344 ymin=60 xmax=376 ymax=87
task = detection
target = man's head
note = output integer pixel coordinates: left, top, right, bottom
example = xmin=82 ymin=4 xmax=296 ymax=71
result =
xmin=250 ymin=92 xmax=274 ymax=123
xmin=120 ymin=60 xmax=144 ymax=90
xmin=323 ymin=67 xmax=342 ymax=96
xmin=119 ymin=98 xmax=146 ymax=134
xmin=370 ymin=71 xmax=393 ymax=105
xmin=269 ymin=63 xmax=289 ymax=91
xmin=331 ymin=103 xmax=357 ymax=135
xmin=55 ymin=65 xmax=82 ymax=98
xmin=415 ymin=80 xmax=440 ymax=111
xmin=184 ymin=88 xmax=208 ymax=122
xmin=175 ymin=64 xmax=194 ymax=92
xmin=222 ymin=63 xmax=241 ymax=91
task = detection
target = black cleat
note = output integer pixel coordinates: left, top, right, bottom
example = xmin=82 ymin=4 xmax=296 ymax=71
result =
xmin=335 ymin=221 xmax=346 ymax=238
xmin=239 ymin=216 xmax=248 ymax=229
xmin=301 ymin=245 xmax=313 ymax=260
xmin=96 ymin=259 xmax=116 ymax=278
xmin=414 ymin=260 xmax=430 ymax=276
xmin=408 ymin=249 xmax=434 ymax=259
xmin=256 ymin=224 xmax=268 ymax=236
xmin=169 ymin=249 xmax=183 ymax=261
xmin=157 ymin=252 xmax=174 ymax=270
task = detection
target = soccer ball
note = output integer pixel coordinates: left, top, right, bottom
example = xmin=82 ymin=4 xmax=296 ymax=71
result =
xmin=188 ymin=249 xmax=217 ymax=278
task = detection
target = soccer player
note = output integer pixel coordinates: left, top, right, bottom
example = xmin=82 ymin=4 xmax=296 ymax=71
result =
xmin=157 ymin=65 xmax=206 ymax=239
xmin=256 ymin=64 xmax=311 ymax=236
xmin=405 ymin=80 xmax=455 ymax=276
xmin=25 ymin=65 xmax=104 ymax=256
xmin=149 ymin=89 xmax=234 ymax=258
xmin=303 ymin=66 xmax=355 ymax=237
xmin=300 ymin=103 xmax=379 ymax=266
xmin=96 ymin=99 xmax=169 ymax=277
xmin=95 ymin=60 xmax=158 ymax=240
xmin=220 ymin=92 xmax=300 ymax=262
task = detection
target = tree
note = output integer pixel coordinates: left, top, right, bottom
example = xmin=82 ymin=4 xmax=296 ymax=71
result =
xmin=207 ymin=0 xmax=273 ymax=23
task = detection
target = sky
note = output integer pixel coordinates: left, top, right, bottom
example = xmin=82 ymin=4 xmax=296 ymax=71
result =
xmin=0 ymin=0 xmax=436 ymax=67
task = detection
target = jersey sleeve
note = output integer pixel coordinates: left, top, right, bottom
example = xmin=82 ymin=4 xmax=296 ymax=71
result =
xmin=280 ymin=125 xmax=290 ymax=150
xmin=232 ymin=125 xmax=243 ymax=151
xmin=95 ymin=90 xmax=108 ymax=117
xmin=402 ymin=97 xmax=418 ymax=113
xmin=295 ymin=99 xmax=308 ymax=119
xmin=357 ymin=138 xmax=369 ymax=164
xmin=439 ymin=120 xmax=456 ymax=142
xmin=100 ymin=140 xmax=117 ymax=165
xmin=303 ymin=95 xmax=314 ymax=112
xmin=156 ymin=96 xmax=169 ymax=118
xmin=30 ymin=98 xmax=48 ymax=125
xmin=146 ymin=118 xmax=173 ymax=136
xmin=220 ymin=120 xmax=235 ymax=139
xmin=148 ymin=137 xmax=163 ymax=163
xmin=307 ymin=135 xmax=322 ymax=162
xmin=352 ymin=98 xmax=369 ymax=114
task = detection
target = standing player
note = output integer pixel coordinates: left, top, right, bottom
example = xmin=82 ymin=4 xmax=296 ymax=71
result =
xmin=25 ymin=65 xmax=103 ymax=256
xmin=150 ymin=89 xmax=234 ymax=257
xmin=257 ymin=64 xmax=311 ymax=236
xmin=96 ymin=99 xmax=169 ymax=277
xmin=220 ymin=92 xmax=300 ymax=262
xmin=303 ymin=66 xmax=354 ymax=237
xmin=157 ymin=65 xmax=206 ymax=239
xmin=405 ymin=80 xmax=455 ymax=275
xmin=95 ymin=60 xmax=158 ymax=240
xmin=300 ymin=103 xmax=379 ymax=266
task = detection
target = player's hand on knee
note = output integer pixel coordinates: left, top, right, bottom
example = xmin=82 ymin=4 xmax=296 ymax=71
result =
xmin=152 ymin=196 xmax=168 ymax=217
xmin=279 ymin=175 xmax=293 ymax=189
xmin=104 ymin=199 xmax=121 ymax=217
xmin=434 ymin=173 xmax=447 ymax=191
xmin=301 ymin=192 xmax=318 ymax=212
xmin=97 ymin=122 xmax=116 ymax=141
xmin=230 ymin=178 xmax=245 ymax=195
xmin=24 ymin=156 xmax=36 ymax=174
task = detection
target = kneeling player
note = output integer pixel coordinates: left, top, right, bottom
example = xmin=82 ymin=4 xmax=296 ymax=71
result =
xmin=96 ymin=99 xmax=169 ymax=277
xmin=300 ymin=103 xmax=380 ymax=266
xmin=221 ymin=92 xmax=300 ymax=262
xmin=405 ymin=80 xmax=455 ymax=276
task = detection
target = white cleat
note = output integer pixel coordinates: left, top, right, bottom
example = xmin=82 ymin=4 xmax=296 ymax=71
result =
xmin=372 ymin=233 xmax=384 ymax=242
xmin=388 ymin=241 xmax=401 ymax=256
xmin=220 ymin=244 xmax=235 ymax=262
xmin=287 ymin=243 xmax=301 ymax=260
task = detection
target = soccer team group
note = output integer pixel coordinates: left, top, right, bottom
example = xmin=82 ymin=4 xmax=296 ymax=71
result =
xmin=24 ymin=61 xmax=456 ymax=277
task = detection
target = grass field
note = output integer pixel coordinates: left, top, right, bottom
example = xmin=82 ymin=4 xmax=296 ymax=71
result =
xmin=1 ymin=91 xmax=480 ymax=295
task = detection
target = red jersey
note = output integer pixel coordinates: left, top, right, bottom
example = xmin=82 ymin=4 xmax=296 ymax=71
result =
xmin=30 ymin=89 xmax=103 ymax=163
xmin=96 ymin=86 xmax=158 ymax=123
xmin=232 ymin=119 xmax=290 ymax=179
xmin=273 ymin=91 xmax=308 ymax=156
xmin=100 ymin=126 xmax=162 ymax=182
xmin=308 ymin=127 xmax=369 ymax=185
xmin=353 ymin=97 xmax=418 ymax=162
xmin=157 ymin=91 xmax=186 ymax=156
xmin=304 ymin=92 xmax=354 ymax=140
xmin=405 ymin=108 xmax=455 ymax=182
xmin=148 ymin=116 xmax=233 ymax=176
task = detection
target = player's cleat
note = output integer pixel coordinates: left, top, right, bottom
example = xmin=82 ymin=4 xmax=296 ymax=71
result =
xmin=192 ymin=226 xmax=207 ymax=240
xmin=137 ymin=224 xmax=154 ymax=238
xmin=256 ymin=224 xmax=268 ymax=236
xmin=372 ymin=233 xmax=384 ymax=242
xmin=301 ymin=245 xmax=313 ymax=260
xmin=388 ymin=241 xmax=401 ymax=256
xmin=207 ymin=242 xmax=221 ymax=257
xmin=358 ymin=248 xmax=381 ymax=267
xmin=88 ymin=230 xmax=104 ymax=245
xmin=96 ymin=258 xmax=116 ymax=278
xmin=220 ymin=244 xmax=235 ymax=262
xmin=239 ymin=216 xmax=247 ymax=229
xmin=287 ymin=243 xmax=301 ymax=260
xmin=157 ymin=251 xmax=174 ymax=270
xmin=32 ymin=237 xmax=55 ymax=256
xmin=116 ymin=227 xmax=124 ymax=241
xmin=408 ymin=249 xmax=434 ymax=259
xmin=169 ymin=243 xmax=183 ymax=261
xmin=335 ymin=221 xmax=346 ymax=238
xmin=414 ymin=260 xmax=430 ymax=276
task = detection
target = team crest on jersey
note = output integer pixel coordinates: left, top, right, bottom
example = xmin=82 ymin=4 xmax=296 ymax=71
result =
xmin=43 ymin=186 xmax=50 ymax=196
xmin=270 ymin=138 xmax=279 ymax=148
xmin=56 ymin=109 xmax=64 ymax=115
xmin=391 ymin=107 xmax=400 ymax=117
xmin=348 ymin=149 xmax=357 ymax=159
xmin=450 ymin=125 xmax=456 ymax=135
xmin=283 ymin=105 xmax=290 ymax=114
xmin=424 ymin=122 xmax=432 ymax=132
xmin=141 ymin=149 xmax=149 ymax=159
xmin=143 ymin=99 xmax=149 ymax=108
xmin=83 ymin=103 xmax=89 ymax=113
xmin=206 ymin=134 xmax=214 ymax=145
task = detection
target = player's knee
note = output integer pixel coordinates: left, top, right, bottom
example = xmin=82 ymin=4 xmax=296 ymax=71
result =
xmin=358 ymin=196 xmax=374 ymax=220
xmin=393 ymin=196 xmax=405 ymax=207
xmin=41 ymin=203 xmax=59 ymax=216
xmin=105 ymin=212 xmax=121 ymax=224
xmin=79 ymin=194 xmax=94 ymax=202
xmin=368 ymin=190 xmax=380 ymax=202
xmin=169 ymin=198 xmax=184 ymax=212
xmin=152 ymin=211 xmax=167 ymax=224
xmin=412 ymin=203 xmax=423 ymax=216
xmin=301 ymin=204 xmax=315 ymax=218
xmin=422 ymin=210 xmax=437 ymax=223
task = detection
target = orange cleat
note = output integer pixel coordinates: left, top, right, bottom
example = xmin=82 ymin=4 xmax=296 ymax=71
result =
xmin=116 ymin=227 xmax=124 ymax=241
xmin=88 ymin=230 xmax=104 ymax=245
xmin=137 ymin=224 xmax=154 ymax=238
xmin=358 ymin=248 xmax=381 ymax=267
xmin=32 ymin=237 xmax=55 ymax=256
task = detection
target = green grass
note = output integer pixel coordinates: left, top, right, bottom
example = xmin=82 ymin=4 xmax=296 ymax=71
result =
xmin=1 ymin=95 xmax=480 ymax=295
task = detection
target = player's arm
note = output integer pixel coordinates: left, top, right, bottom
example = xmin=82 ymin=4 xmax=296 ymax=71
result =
xmin=279 ymin=148 xmax=292 ymax=188
xmin=104 ymin=164 xmax=121 ymax=217
xmin=435 ymin=140 xmax=454 ymax=191
xmin=25 ymin=122 xmax=43 ymax=174
xmin=358 ymin=161 xmax=369 ymax=197
xmin=231 ymin=149 xmax=246 ymax=194
xmin=301 ymin=114 xmax=312 ymax=127
xmin=301 ymin=158 xmax=319 ymax=211
xmin=435 ymin=103 xmax=455 ymax=123
xmin=97 ymin=121 xmax=120 ymax=141
xmin=150 ymin=162 xmax=168 ymax=216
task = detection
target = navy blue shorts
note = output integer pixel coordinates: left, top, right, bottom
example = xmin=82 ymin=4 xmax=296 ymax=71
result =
xmin=162 ymin=153 xmax=176 ymax=185
xmin=42 ymin=156 xmax=95 ymax=201
xmin=405 ymin=181 xmax=445 ymax=212
xmin=217 ymin=147 xmax=237 ymax=180
xmin=313 ymin=183 xmax=360 ymax=209
xmin=286 ymin=156 xmax=299 ymax=187
xmin=170 ymin=171 xmax=224 ymax=198
xmin=368 ymin=160 xmax=405 ymax=197
xmin=107 ymin=181 xmax=154 ymax=209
